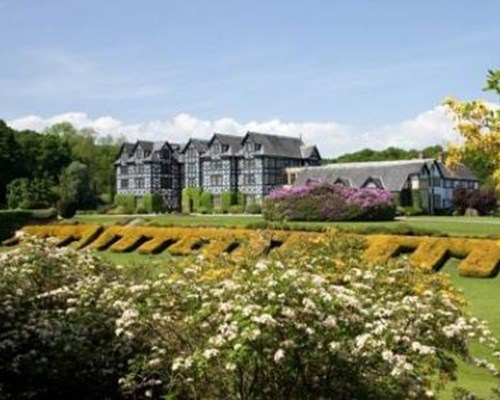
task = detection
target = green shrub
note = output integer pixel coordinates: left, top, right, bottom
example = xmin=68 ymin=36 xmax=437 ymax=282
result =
xmin=182 ymin=188 xmax=202 ymax=214
xmin=228 ymin=205 xmax=245 ymax=214
xmin=220 ymin=191 xmax=236 ymax=213
xmin=0 ymin=209 xmax=57 ymax=241
xmin=58 ymin=200 xmax=78 ymax=219
xmin=237 ymin=191 xmax=246 ymax=207
xmin=139 ymin=193 xmax=166 ymax=214
xmin=200 ymin=192 xmax=213 ymax=213
xmin=114 ymin=194 xmax=136 ymax=214
xmin=245 ymin=202 xmax=262 ymax=214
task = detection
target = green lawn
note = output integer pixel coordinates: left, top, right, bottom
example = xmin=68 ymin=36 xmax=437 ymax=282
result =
xmin=70 ymin=213 xmax=500 ymax=238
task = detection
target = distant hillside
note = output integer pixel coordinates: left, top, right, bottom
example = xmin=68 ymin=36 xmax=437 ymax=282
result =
xmin=323 ymin=145 xmax=444 ymax=164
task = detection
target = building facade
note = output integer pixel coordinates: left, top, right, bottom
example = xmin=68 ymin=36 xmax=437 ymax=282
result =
xmin=286 ymin=158 xmax=479 ymax=214
xmin=115 ymin=132 xmax=321 ymax=210
xmin=114 ymin=140 xmax=183 ymax=210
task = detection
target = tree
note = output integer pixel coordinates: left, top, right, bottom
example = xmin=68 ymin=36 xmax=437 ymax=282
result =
xmin=0 ymin=120 xmax=22 ymax=204
xmin=6 ymin=178 xmax=56 ymax=209
xmin=58 ymin=161 xmax=95 ymax=210
xmin=444 ymin=69 xmax=500 ymax=192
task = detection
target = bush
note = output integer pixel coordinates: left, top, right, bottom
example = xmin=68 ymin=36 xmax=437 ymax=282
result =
xmin=200 ymin=192 xmax=213 ymax=213
xmin=182 ymin=188 xmax=202 ymax=214
xmin=7 ymin=232 xmax=500 ymax=398
xmin=0 ymin=209 xmax=57 ymax=241
xmin=221 ymin=191 xmax=236 ymax=213
xmin=7 ymin=178 xmax=56 ymax=209
xmin=263 ymin=182 xmax=396 ymax=222
xmin=58 ymin=200 xmax=78 ymax=219
xmin=398 ymin=206 xmax=424 ymax=217
xmin=453 ymin=188 xmax=497 ymax=215
xmin=237 ymin=191 xmax=246 ymax=207
xmin=245 ymin=202 xmax=262 ymax=214
xmin=138 ymin=193 xmax=166 ymax=214
xmin=228 ymin=205 xmax=245 ymax=214
xmin=114 ymin=194 xmax=136 ymax=214
xmin=0 ymin=237 xmax=142 ymax=399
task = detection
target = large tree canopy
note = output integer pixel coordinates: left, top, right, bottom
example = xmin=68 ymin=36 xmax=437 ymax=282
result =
xmin=444 ymin=69 xmax=500 ymax=192
xmin=0 ymin=120 xmax=121 ymax=207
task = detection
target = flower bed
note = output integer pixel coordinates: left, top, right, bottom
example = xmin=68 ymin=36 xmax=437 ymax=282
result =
xmin=263 ymin=182 xmax=396 ymax=222
xmin=364 ymin=235 xmax=500 ymax=278
xmin=17 ymin=224 xmax=500 ymax=278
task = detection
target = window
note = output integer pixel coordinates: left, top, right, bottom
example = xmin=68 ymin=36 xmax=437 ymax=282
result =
xmin=135 ymin=178 xmax=145 ymax=189
xmin=162 ymin=150 xmax=170 ymax=159
xmin=245 ymin=141 xmax=254 ymax=152
xmin=120 ymin=166 xmax=128 ymax=174
xmin=213 ymin=143 xmax=221 ymax=153
xmin=210 ymin=175 xmax=223 ymax=186
xmin=187 ymin=177 xmax=196 ymax=187
xmin=212 ymin=160 xmax=223 ymax=170
xmin=242 ymin=159 xmax=255 ymax=169
xmin=136 ymin=165 xmax=144 ymax=174
xmin=187 ymin=162 xmax=197 ymax=173
xmin=120 ymin=179 xmax=128 ymax=189
xmin=243 ymin=174 xmax=256 ymax=185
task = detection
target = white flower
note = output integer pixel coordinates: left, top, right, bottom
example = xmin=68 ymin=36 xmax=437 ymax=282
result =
xmin=202 ymin=348 xmax=219 ymax=360
xmin=322 ymin=316 xmax=337 ymax=329
xmin=273 ymin=349 xmax=285 ymax=363
xmin=251 ymin=313 xmax=276 ymax=325
xmin=281 ymin=307 xmax=295 ymax=318
xmin=225 ymin=362 xmax=237 ymax=371
xmin=382 ymin=350 xmax=393 ymax=362
xmin=329 ymin=341 xmax=340 ymax=351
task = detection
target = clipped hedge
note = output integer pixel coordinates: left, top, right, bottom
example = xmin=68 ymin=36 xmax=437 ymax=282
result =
xmin=114 ymin=194 xmax=136 ymax=214
xmin=364 ymin=235 xmax=500 ymax=278
xmin=18 ymin=224 xmax=500 ymax=278
xmin=0 ymin=209 xmax=57 ymax=242
xmin=139 ymin=193 xmax=166 ymax=214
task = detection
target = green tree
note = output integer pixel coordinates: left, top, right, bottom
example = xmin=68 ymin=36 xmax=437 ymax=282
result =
xmin=58 ymin=161 xmax=95 ymax=210
xmin=0 ymin=120 xmax=22 ymax=204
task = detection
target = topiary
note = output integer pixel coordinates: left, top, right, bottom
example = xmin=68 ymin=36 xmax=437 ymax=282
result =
xmin=58 ymin=200 xmax=78 ymax=219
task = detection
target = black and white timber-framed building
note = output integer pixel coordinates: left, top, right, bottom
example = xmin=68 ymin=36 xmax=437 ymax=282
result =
xmin=115 ymin=132 xmax=321 ymax=210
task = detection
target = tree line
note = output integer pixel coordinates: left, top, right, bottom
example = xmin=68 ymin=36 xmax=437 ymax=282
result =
xmin=0 ymin=120 xmax=122 ymax=212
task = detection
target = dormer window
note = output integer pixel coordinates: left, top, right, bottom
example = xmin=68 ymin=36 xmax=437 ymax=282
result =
xmin=144 ymin=150 xmax=151 ymax=158
xmin=255 ymin=144 xmax=262 ymax=151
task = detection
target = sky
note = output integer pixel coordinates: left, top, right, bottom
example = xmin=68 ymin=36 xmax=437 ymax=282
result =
xmin=0 ymin=0 xmax=498 ymax=157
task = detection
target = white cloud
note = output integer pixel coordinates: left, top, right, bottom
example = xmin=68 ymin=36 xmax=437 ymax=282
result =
xmin=7 ymin=105 xmax=457 ymax=157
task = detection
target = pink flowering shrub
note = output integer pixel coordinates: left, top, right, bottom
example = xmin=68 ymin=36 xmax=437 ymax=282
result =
xmin=262 ymin=182 xmax=396 ymax=222
xmin=1 ymin=234 xmax=499 ymax=399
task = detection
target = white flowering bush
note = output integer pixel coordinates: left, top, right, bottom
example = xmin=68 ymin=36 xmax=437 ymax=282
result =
xmin=116 ymin=233 xmax=500 ymax=399
xmin=0 ymin=236 xmax=143 ymax=400
xmin=1 ymin=233 xmax=499 ymax=399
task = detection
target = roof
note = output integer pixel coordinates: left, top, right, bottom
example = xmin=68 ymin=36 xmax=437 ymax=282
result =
xmin=181 ymin=138 xmax=209 ymax=154
xmin=294 ymin=159 xmax=432 ymax=191
xmin=240 ymin=131 xmax=305 ymax=158
xmin=300 ymin=145 xmax=320 ymax=159
xmin=202 ymin=133 xmax=243 ymax=157
xmin=437 ymin=162 xmax=478 ymax=181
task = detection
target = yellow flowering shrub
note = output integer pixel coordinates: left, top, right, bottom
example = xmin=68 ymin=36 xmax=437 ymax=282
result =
xmin=22 ymin=224 xmax=103 ymax=250
xmin=364 ymin=235 xmax=500 ymax=278
xmin=19 ymin=224 xmax=500 ymax=278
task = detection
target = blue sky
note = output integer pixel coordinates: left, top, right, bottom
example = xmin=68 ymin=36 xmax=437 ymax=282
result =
xmin=0 ymin=0 xmax=498 ymax=156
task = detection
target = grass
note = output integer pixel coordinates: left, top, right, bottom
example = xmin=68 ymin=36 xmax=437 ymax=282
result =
xmin=70 ymin=213 xmax=500 ymax=238
xmin=439 ymin=258 xmax=500 ymax=399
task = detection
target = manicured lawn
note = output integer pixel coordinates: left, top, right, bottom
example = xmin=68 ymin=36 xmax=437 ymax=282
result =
xmin=439 ymin=258 xmax=500 ymax=399
xmin=70 ymin=213 xmax=500 ymax=238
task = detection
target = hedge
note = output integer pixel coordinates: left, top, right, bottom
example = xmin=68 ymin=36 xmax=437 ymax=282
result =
xmin=114 ymin=194 xmax=136 ymax=214
xmin=18 ymin=224 xmax=500 ymax=279
xmin=0 ymin=209 xmax=57 ymax=242
xmin=139 ymin=193 xmax=166 ymax=214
